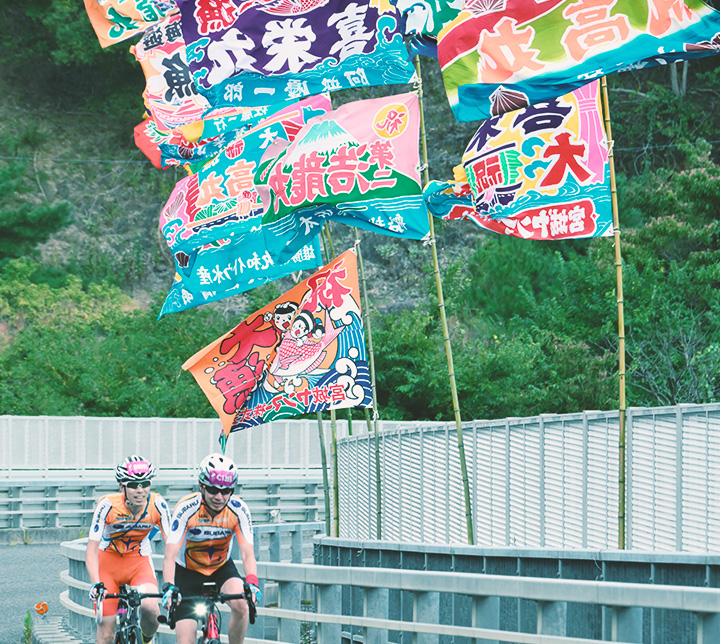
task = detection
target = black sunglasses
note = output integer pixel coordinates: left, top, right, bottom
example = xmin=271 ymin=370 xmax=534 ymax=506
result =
xmin=125 ymin=480 xmax=151 ymax=489
xmin=202 ymin=484 xmax=234 ymax=496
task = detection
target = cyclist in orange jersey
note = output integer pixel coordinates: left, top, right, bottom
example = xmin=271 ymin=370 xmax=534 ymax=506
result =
xmin=161 ymin=453 xmax=260 ymax=644
xmin=86 ymin=455 xmax=171 ymax=644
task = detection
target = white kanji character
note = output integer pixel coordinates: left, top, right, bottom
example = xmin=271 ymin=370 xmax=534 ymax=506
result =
xmin=328 ymin=3 xmax=372 ymax=60
xmin=568 ymin=204 xmax=586 ymax=233
xmin=262 ymin=18 xmax=320 ymax=73
xmin=344 ymin=68 xmax=369 ymax=86
xmin=299 ymin=216 xmax=321 ymax=234
xmin=260 ymin=251 xmax=274 ymax=270
xmin=549 ymin=208 xmax=568 ymax=237
xmin=181 ymin=289 xmax=193 ymax=305
xmin=206 ymin=28 xmax=257 ymax=87
xmin=247 ymin=252 xmax=262 ymax=270
xmin=322 ymin=77 xmax=343 ymax=92
xmin=197 ymin=267 xmax=213 ymax=285
xmin=285 ymin=78 xmax=309 ymax=99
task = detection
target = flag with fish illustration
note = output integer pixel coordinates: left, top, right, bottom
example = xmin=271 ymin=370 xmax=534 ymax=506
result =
xmin=424 ymin=81 xmax=613 ymax=241
xmin=183 ymin=248 xmax=372 ymax=435
xmin=175 ymin=0 xmax=416 ymax=109
xmin=84 ymin=0 xmax=179 ymax=48
xmin=438 ymin=0 xmax=720 ymax=122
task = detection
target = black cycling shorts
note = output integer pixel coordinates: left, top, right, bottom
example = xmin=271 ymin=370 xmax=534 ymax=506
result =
xmin=173 ymin=559 xmax=242 ymax=622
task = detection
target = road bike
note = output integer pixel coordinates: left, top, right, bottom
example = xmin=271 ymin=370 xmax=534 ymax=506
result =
xmin=160 ymin=581 xmax=256 ymax=644
xmin=94 ymin=586 xmax=163 ymax=644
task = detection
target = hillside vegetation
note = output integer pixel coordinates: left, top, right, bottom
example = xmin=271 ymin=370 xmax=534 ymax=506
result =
xmin=1 ymin=4 xmax=720 ymax=421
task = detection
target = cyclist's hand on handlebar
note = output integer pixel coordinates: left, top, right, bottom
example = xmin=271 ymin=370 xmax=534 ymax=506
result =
xmin=247 ymin=583 xmax=262 ymax=604
xmin=245 ymin=574 xmax=262 ymax=604
xmin=161 ymin=582 xmax=181 ymax=609
xmin=89 ymin=582 xmax=106 ymax=602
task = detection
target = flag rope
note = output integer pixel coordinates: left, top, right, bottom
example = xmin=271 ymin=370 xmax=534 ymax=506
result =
xmin=414 ymin=56 xmax=475 ymax=545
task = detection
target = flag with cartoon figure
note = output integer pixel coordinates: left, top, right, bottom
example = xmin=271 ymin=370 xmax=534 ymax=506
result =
xmin=424 ymin=81 xmax=613 ymax=241
xmin=84 ymin=0 xmax=179 ymax=48
xmin=183 ymin=248 xmax=372 ymax=435
xmin=176 ymin=0 xmax=416 ymax=109
xmin=438 ymin=0 xmax=720 ymax=122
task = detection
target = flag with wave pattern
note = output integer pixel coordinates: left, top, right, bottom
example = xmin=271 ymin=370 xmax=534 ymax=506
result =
xmin=182 ymin=248 xmax=372 ymax=436
xmin=176 ymin=0 xmax=416 ymax=109
xmin=424 ymin=81 xmax=613 ymax=241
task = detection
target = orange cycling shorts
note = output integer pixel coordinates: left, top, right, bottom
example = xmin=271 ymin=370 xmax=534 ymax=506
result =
xmin=98 ymin=550 xmax=157 ymax=616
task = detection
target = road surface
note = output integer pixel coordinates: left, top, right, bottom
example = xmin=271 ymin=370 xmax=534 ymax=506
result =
xmin=0 ymin=542 xmax=69 ymax=644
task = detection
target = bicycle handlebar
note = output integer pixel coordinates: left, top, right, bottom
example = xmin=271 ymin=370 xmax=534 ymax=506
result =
xmin=93 ymin=589 xmax=163 ymax=625
xmin=158 ymin=583 xmax=256 ymax=629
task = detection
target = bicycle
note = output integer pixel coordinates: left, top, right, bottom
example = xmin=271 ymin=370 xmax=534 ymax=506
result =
xmin=94 ymin=586 xmax=163 ymax=644
xmin=160 ymin=581 xmax=256 ymax=644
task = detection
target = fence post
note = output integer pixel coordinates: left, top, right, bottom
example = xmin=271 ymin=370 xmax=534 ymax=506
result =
xmin=537 ymin=600 xmax=567 ymax=636
xmin=364 ymin=586 xmax=389 ymax=644
xmin=277 ymin=580 xmax=302 ymax=643
xmin=611 ymin=606 xmax=643 ymax=642
xmin=472 ymin=596 xmax=499 ymax=644
xmin=316 ymin=584 xmax=341 ymax=643
xmin=414 ymin=590 xmax=440 ymax=644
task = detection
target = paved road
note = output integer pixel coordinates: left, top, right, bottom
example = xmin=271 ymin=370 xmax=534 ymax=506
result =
xmin=0 ymin=543 xmax=69 ymax=644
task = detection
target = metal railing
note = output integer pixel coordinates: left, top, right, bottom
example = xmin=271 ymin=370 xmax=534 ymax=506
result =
xmin=0 ymin=477 xmax=325 ymax=530
xmin=59 ymin=538 xmax=720 ymax=643
xmin=337 ymin=403 xmax=720 ymax=551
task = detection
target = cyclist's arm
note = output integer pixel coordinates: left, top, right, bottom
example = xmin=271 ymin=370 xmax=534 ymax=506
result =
xmin=162 ymin=541 xmax=183 ymax=585
xmin=238 ymin=539 xmax=258 ymax=580
xmin=153 ymin=494 xmax=172 ymax=541
xmin=86 ymin=497 xmax=111 ymax=584
xmin=85 ymin=538 xmax=102 ymax=585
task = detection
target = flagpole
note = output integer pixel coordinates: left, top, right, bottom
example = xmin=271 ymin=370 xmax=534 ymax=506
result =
xmin=600 ymin=76 xmax=627 ymax=549
xmin=316 ymin=411 xmax=332 ymax=535
xmin=331 ymin=408 xmax=339 ymax=537
xmin=355 ymin=228 xmax=383 ymax=539
xmin=414 ymin=55 xmax=474 ymax=545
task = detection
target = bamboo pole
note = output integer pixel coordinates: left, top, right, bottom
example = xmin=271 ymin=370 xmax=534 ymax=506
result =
xmin=316 ymin=411 xmax=331 ymax=535
xmin=600 ymin=76 xmax=627 ymax=549
xmin=414 ymin=56 xmax=474 ymax=544
xmin=355 ymin=228 xmax=383 ymax=539
xmin=331 ymin=408 xmax=339 ymax=537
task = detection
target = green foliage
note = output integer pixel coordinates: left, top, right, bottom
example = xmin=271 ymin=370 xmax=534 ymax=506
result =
xmin=22 ymin=609 xmax=32 ymax=644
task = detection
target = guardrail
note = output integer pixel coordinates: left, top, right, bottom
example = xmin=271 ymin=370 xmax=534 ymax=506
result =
xmin=60 ymin=538 xmax=720 ymax=643
xmin=0 ymin=476 xmax=324 ymax=530
xmin=338 ymin=402 xmax=720 ymax=551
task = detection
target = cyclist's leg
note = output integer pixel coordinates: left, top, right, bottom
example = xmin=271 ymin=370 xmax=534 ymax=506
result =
xmin=129 ymin=556 xmax=161 ymax=641
xmin=215 ymin=561 xmax=248 ymax=644
xmin=96 ymin=552 xmax=120 ymax=644
xmin=173 ymin=563 xmax=204 ymax=644
xmin=173 ymin=619 xmax=199 ymax=644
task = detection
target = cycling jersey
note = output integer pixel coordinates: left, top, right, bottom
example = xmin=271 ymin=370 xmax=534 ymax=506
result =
xmin=88 ymin=491 xmax=171 ymax=556
xmin=167 ymin=492 xmax=253 ymax=576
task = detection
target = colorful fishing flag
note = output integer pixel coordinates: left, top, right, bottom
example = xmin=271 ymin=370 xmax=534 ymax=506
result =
xmin=438 ymin=0 xmax=720 ymax=122
xmin=133 ymin=14 xmax=214 ymax=132
xmin=257 ymin=92 xmax=431 ymax=260
xmin=134 ymin=104 xmax=282 ymax=169
xmin=392 ymin=0 xmax=461 ymax=37
xmin=183 ymin=248 xmax=372 ymax=435
xmin=84 ymin=0 xmax=179 ymax=48
xmin=159 ymin=94 xmax=332 ymax=254
xmin=175 ymin=0 xmax=416 ymax=109
xmin=159 ymin=232 xmax=322 ymax=316
xmin=424 ymin=81 xmax=613 ymax=241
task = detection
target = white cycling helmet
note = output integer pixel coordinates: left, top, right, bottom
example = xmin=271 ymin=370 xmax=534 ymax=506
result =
xmin=198 ymin=453 xmax=237 ymax=488
xmin=115 ymin=455 xmax=155 ymax=484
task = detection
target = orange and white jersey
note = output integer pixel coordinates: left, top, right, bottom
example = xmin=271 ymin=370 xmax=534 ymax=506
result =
xmin=88 ymin=492 xmax=171 ymax=556
xmin=167 ymin=492 xmax=253 ymax=575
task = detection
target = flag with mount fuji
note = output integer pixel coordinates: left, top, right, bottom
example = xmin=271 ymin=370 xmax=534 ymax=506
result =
xmin=256 ymin=92 xmax=431 ymax=261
